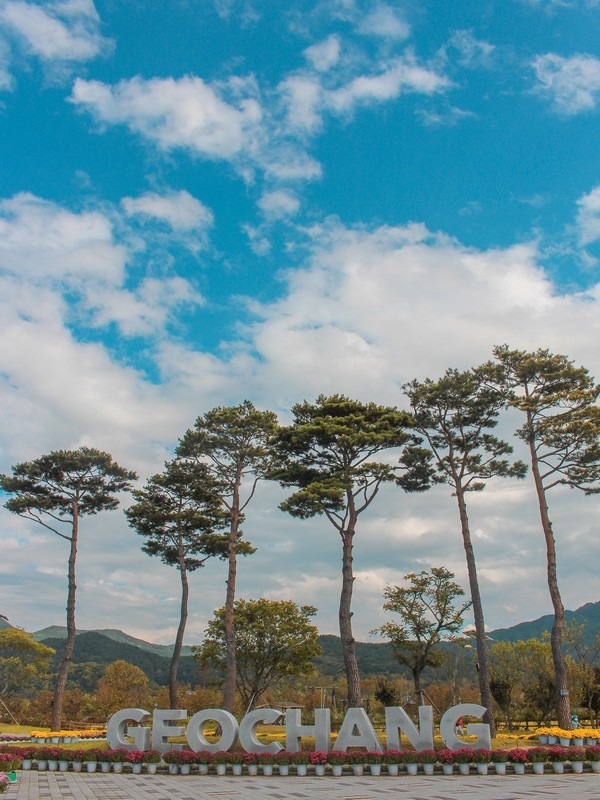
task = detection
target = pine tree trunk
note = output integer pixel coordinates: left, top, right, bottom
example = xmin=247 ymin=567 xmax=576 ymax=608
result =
xmin=52 ymin=506 xmax=78 ymax=731
xmin=528 ymin=428 xmax=571 ymax=729
xmin=169 ymin=539 xmax=188 ymax=709
xmin=456 ymin=487 xmax=496 ymax=737
xmin=222 ymin=472 xmax=242 ymax=712
xmin=339 ymin=519 xmax=361 ymax=708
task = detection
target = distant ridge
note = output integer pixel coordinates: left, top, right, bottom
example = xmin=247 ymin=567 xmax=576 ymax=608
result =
xmin=32 ymin=626 xmax=194 ymax=656
xmin=490 ymin=601 xmax=600 ymax=645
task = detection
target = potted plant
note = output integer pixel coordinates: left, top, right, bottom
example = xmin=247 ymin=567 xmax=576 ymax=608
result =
xmin=243 ymin=752 xmax=259 ymax=776
xmin=363 ymin=750 xmax=383 ymax=776
xmin=471 ymin=748 xmax=492 ymax=775
xmin=490 ymin=749 xmax=509 ymax=775
xmin=587 ymin=746 xmax=600 ymax=773
xmin=451 ymin=748 xmax=473 ymax=775
xmin=274 ymin=750 xmax=292 ymax=776
xmin=126 ymin=750 xmax=145 ymax=774
xmin=382 ymin=749 xmax=403 ymax=776
xmin=327 ymin=750 xmax=347 ymax=777
xmin=309 ymin=750 xmax=328 ymax=776
xmin=414 ymin=749 xmax=437 ymax=776
xmin=288 ymin=751 xmax=310 ymax=776
xmin=142 ymin=750 xmax=162 ymax=774
xmin=226 ymin=751 xmax=245 ymax=776
xmin=567 ymin=746 xmax=586 ymax=774
xmin=192 ymin=750 xmax=212 ymax=775
xmin=163 ymin=749 xmax=194 ymax=775
xmin=437 ymin=749 xmax=455 ymax=775
xmin=15 ymin=747 xmax=35 ymax=771
xmin=400 ymin=749 xmax=419 ymax=776
xmin=527 ymin=747 xmax=549 ymax=774
xmin=83 ymin=747 xmax=104 ymax=773
xmin=508 ymin=748 xmax=528 ymax=775
xmin=255 ymin=751 xmax=277 ymax=776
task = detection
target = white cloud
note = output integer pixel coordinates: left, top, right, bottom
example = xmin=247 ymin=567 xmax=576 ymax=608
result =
xmin=0 ymin=192 xmax=126 ymax=284
xmin=0 ymin=0 xmax=111 ymax=63
xmin=304 ymin=34 xmax=341 ymax=72
xmin=122 ymin=190 xmax=214 ymax=232
xmin=357 ymin=3 xmax=410 ymax=40
xmin=446 ymin=30 xmax=495 ymax=68
xmin=328 ymin=56 xmax=450 ymax=114
xmin=532 ymin=52 xmax=600 ymax=114
xmin=71 ymin=75 xmax=263 ymax=160
xmin=258 ymin=190 xmax=300 ymax=220
xmin=576 ymin=185 xmax=600 ymax=245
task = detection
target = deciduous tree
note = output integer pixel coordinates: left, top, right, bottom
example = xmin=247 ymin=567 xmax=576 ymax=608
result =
xmin=193 ymin=598 xmax=322 ymax=711
xmin=493 ymin=346 xmax=600 ymax=728
xmin=273 ymin=394 xmax=431 ymax=707
xmin=404 ymin=366 xmax=527 ymax=735
xmin=373 ymin=567 xmax=471 ymax=706
xmin=0 ymin=447 xmax=136 ymax=730
xmin=95 ymin=660 xmax=151 ymax=716
xmin=177 ymin=401 xmax=279 ymax=711
xmin=0 ymin=628 xmax=55 ymax=697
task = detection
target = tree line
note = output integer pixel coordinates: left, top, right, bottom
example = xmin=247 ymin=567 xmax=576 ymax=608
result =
xmin=1 ymin=345 xmax=599 ymax=732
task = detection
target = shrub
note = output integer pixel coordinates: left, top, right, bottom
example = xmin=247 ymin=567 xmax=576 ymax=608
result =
xmin=567 ymin=747 xmax=586 ymax=762
xmin=437 ymin=749 xmax=455 ymax=765
xmin=470 ymin=749 xmax=492 ymax=764
xmin=288 ymin=751 xmax=310 ymax=765
xmin=490 ymin=750 xmax=509 ymax=763
xmin=125 ymin=750 xmax=145 ymax=764
xmin=449 ymin=748 xmax=473 ymax=764
xmin=382 ymin=750 xmax=403 ymax=764
xmin=243 ymin=752 xmax=259 ymax=765
xmin=327 ymin=751 xmax=348 ymax=765
xmin=415 ymin=749 xmax=438 ymax=764
xmin=142 ymin=750 xmax=162 ymax=764
xmin=309 ymin=751 xmax=328 ymax=765
xmin=105 ymin=749 xmax=129 ymax=763
xmin=586 ymin=746 xmax=600 ymax=762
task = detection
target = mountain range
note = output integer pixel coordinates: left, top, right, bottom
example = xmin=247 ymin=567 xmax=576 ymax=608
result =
xmin=1 ymin=600 xmax=598 ymax=685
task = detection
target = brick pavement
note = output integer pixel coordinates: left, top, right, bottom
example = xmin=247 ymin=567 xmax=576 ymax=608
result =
xmin=5 ymin=772 xmax=600 ymax=800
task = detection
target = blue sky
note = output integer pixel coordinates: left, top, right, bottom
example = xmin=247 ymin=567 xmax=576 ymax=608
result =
xmin=1 ymin=0 xmax=599 ymax=646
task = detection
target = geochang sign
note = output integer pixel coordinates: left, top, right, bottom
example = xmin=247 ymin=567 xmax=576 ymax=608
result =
xmin=107 ymin=702 xmax=491 ymax=753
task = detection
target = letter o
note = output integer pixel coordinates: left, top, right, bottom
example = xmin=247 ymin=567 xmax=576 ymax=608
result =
xmin=186 ymin=709 xmax=238 ymax=753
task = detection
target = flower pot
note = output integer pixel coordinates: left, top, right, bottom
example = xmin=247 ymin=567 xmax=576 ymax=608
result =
xmin=37 ymin=760 xmax=48 ymax=771
xmin=112 ymin=763 xmax=123 ymax=774
xmin=100 ymin=762 xmax=111 ymax=773
xmin=442 ymin=764 xmax=453 ymax=775
xmin=513 ymin=763 xmax=525 ymax=774
xmin=131 ymin=763 xmax=142 ymax=774
xmin=573 ymin=738 xmax=584 ymax=747
xmin=48 ymin=760 xmax=58 ymax=771
xmin=406 ymin=763 xmax=418 ymax=775
xmin=551 ymin=762 xmax=565 ymax=774
xmin=539 ymin=735 xmax=549 ymax=745
xmin=369 ymin=764 xmax=381 ymax=776
xmin=198 ymin=764 xmax=209 ymax=775
xmin=352 ymin=764 xmax=364 ymax=776
xmin=532 ymin=762 xmax=544 ymax=774
xmin=387 ymin=764 xmax=399 ymax=776
xmin=458 ymin=763 xmax=470 ymax=775
xmin=232 ymin=764 xmax=243 ymax=776
xmin=559 ymin=737 xmax=571 ymax=747
xmin=570 ymin=761 xmax=584 ymax=773
xmin=180 ymin=764 xmax=191 ymax=775
xmin=278 ymin=765 xmax=289 ymax=776
xmin=166 ymin=763 xmax=177 ymax=775
xmin=51 ymin=737 xmax=60 ymax=744
xmin=58 ymin=761 xmax=69 ymax=772
xmin=476 ymin=763 xmax=489 ymax=775
xmin=331 ymin=764 xmax=343 ymax=776
xmin=494 ymin=763 xmax=507 ymax=775
xmin=261 ymin=764 xmax=273 ymax=776
xmin=422 ymin=763 xmax=434 ymax=775
xmin=591 ymin=762 xmax=600 ymax=773
xmin=21 ymin=760 xmax=32 ymax=771
xmin=547 ymin=736 xmax=558 ymax=745
xmin=146 ymin=764 xmax=157 ymax=774
xmin=86 ymin=762 xmax=97 ymax=773
xmin=314 ymin=764 xmax=325 ymax=776
xmin=247 ymin=764 xmax=258 ymax=776
xmin=71 ymin=762 xmax=82 ymax=772
xmin=586 ymin=738 xmax=597 ymax=746
xmin=295 ymin=764 xmax=307 ymax=776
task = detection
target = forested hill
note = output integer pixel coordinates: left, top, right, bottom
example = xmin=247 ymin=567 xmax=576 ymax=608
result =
xmin=2 ymin=599 xmax=596 ymax=689
xmin=490 ymin=601 xmax=600 ymax=645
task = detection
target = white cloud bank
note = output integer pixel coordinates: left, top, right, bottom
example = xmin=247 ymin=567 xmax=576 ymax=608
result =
xmin=2 ymin=197 xmax=600 ymax=643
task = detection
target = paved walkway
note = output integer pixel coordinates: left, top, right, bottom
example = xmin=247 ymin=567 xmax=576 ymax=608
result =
xmin=5 ymin=772 xmax=600 ymax=800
